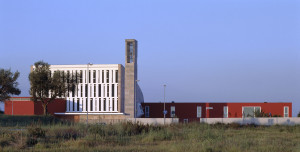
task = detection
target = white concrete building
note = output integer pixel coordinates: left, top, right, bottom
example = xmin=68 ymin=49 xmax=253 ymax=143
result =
xmin=49 ymin=64 xmax=122 ymax=113
xmin=32 ymin=39 xmax=144 ymax=120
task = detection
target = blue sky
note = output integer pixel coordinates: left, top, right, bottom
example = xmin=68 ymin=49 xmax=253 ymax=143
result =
xmin=0 ymin=0 xmax=299 ymax=116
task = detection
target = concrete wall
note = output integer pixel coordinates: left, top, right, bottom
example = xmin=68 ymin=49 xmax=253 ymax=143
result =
xmin=74 ymin=115 xmax=178 ymax=125
xmin=199 ymin=118 xmax=300 ymax=125
xmin=127 ymin=118 xmax=179 ymax=125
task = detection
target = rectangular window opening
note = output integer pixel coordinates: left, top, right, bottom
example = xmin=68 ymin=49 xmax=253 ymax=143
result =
xmin=197 ymin=106 xmax=202 ymax=118
xmin=171 ymin=106 xmax=175 ymax=118
xmin=223 ymin=106 xmax=228 ymax=118
xmin=145 ymin=106 xmax=150 ymax=118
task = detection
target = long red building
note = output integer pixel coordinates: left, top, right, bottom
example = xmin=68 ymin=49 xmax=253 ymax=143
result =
xmin=141 ymin=102 xmax=292 ymax=122
xmin=4 ymin=97 xmax=292 ymax=123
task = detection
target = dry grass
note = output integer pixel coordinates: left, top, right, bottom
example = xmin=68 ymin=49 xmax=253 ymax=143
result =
xmin=0 ymin=121 xmax=299 ymax=152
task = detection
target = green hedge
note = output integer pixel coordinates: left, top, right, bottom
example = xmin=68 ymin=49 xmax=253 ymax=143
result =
xmin=0 ymin=115 xmax=66 ymax=127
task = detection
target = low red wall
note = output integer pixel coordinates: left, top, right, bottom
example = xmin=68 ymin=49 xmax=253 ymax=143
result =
xmin=5 ymin=98 xmax=66 ymax=116
xmin=5 ymin=100 xmax=35 ymax=115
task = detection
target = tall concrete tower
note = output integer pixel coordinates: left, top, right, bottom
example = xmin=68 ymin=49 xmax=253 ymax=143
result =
xmin=124 ymin=39 xmax=143 ymax=118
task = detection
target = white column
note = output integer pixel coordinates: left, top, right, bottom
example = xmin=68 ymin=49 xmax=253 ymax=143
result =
xmin=109 ymin=70 xmax=112 ymax=84
xmin=107 ymin=98 xmax=109 ymax=112
xmin=79 ymin=98 xmax=82 ymax=112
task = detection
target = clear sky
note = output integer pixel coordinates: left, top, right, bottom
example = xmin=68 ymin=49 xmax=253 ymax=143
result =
xmin=0 ymin=0 xmax=299 ymax=116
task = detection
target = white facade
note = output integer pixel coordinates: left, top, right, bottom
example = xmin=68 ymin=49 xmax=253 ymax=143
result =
xmin=49 ymin=64 xmax=120 ymax=113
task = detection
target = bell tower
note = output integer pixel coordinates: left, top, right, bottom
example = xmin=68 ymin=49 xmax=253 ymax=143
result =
xmin=124 ymin=39 xmax=138 ymax=117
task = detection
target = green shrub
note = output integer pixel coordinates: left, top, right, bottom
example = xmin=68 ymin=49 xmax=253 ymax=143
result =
xmin=26 ymin=126 xmax=46 ymax=147
xmin=54 ymin=128 xmax=81 ymax=140
xmin=298 ymin=112 xmax=300 ymax=117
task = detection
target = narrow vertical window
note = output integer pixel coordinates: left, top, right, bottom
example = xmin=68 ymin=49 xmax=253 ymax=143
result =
xmin=112 ymin=98 xmax=115 ymax=111
xmin=284 ymin=106 xmax=289 ymax=117
xmin=171 ymin=106 xmax=175 ymax=118
xmin=112 ymin=84 xmax=114 ymax=97
xmin=106 ymin=70 xmax=109 ymax=83
xmin=103 ymin=98 xmax=106 ymax=111
xmin=85 ymin=84 xmax=88 ymax=97
xmin=90 ymin=99 xmax=93 ymax=111
xmin=102 ymin=70 xmax=104 ymax=83
xmin=80 ymin=70 xmax=82 ymax=83
xmin=80 ymin=85 xmax=83 ymax=97
xmin=72 ymin=99 xmax=75 ymax=112
xmin=115 ymin=70 xmax=118 ymax=83
xmin=94 ymin=84 xmax=96 ymax=97
xmin=223 ymin=106 xmax=228 ymax=118
xmin=89 ymin=70 xmax=91 ymax=83
xmin=99 ymin=98 xmax=101 ymax=111
xmin=93 ymin=70 xmax=96 ymax=83
xmin=107 ymin=85 xmax=109 ymax=97
xmin=145 ymin=106 xmax=150 ymax=117
xmin=86 ymin=98 xmax=88 ymax=111
xmin=98 ymin=84 xmax=101 ymax=97
xmin=197 ymin=106 xmax=202 ymax=118
xmin=128 ymin=42 xmax=134 ymax=63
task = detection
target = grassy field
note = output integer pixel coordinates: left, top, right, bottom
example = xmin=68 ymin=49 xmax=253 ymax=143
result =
xmin=0 ymin=116 xmax=300 ymax=152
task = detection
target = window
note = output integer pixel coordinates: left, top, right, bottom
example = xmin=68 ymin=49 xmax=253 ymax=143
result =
xmin=284 ymin=106 xmax=289 ymax=117
xmin=112 ymin=84 xmax=114 ymax=97
xmin=93 ymin=70 xmax=96 ymax=83
xmin=90 ymin=99 xmax=93 ymax=111
xmin=115 ymin=70 xmax=118 ymax=83
xmin=127 ymin=42 xmax=134 ymax=63
xmin=85 ymin=98 xmax=88 ymax=111
xmin=145 ymin=106 xmax=150 ymax=117
xmin=98 ymin=84 xmax=101 ymax=97
xmin=103 ymin=98 xmax=106 ymax=111
xmin=183 ymin=119 xmax=188 ymax=123
xmin=171 ymin=106 xmax=175 ymax=118
xmin=106 ymin=70 xmax=109 ymax=83
xmin=94 ymin=84 xmax=96 ymax=97
xmin=102 ymin=70 xmax=104 ymax=83
xmin=243 ymin=107 xmax=261 ymax=118
xmin=85 ymin=84 xmax=88 ymax=97
xmin=223 ymin=106 xmax=228 ymax=118
xmin=80 ymin=85 xmax=83 ymax=97
xmin=88 ymin=70 xmax=91 ymax=83
xmin=99 ymin=98 xmax=101 ymax=111
xmin=107 ymin=85 xmax=109 ymax=97
xmin=79 ymin=70 xmax=82 ymax=83
xmin=112 ymin=98 xmax=115 ymax=111
xmin=197 ymin=106 xmax=202 ymax=118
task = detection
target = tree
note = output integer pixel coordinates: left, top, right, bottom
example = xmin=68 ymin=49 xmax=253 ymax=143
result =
xmin=0 ymin=68 xmax=21 ymax=102
xmin=298 ymin=111 xmax=300 ymax=117
xmin=29 ymin=61 xmax=78 ymax=115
